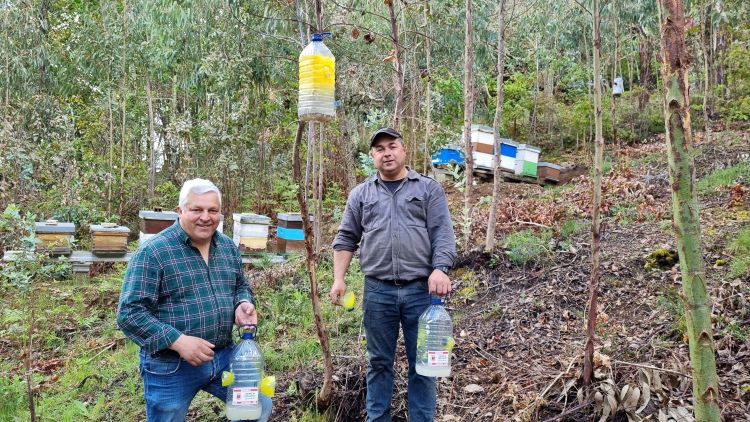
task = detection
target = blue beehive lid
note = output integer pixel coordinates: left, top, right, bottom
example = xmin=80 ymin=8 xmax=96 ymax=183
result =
xmin=431 ymin=147 xmax=465 ymax=166
xmin=500 ymin=139 xmax=518 ymax=157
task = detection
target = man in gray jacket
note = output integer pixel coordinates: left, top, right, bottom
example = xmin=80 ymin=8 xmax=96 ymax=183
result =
xmin=330 ymin=127 xmax=457 ymax=422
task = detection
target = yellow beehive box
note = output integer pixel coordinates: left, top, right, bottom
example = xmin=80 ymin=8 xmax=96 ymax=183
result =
xmin=35 ymin=220 xmax=75 ymax=256
xmin=90 ymin=223 xmax=130 ymax=257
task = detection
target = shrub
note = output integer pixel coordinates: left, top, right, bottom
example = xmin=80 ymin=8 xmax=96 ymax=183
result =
xmin=504 ymin=228 xmax=552 ymax=265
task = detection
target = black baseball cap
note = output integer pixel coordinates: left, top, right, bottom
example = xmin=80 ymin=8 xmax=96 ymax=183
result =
xmin=369 ymin=127 xmax=403 ymax=147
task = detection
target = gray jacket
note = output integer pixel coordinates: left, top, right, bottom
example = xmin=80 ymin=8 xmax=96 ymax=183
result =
xmin=332 ymin=169 xmax=456 ymax=280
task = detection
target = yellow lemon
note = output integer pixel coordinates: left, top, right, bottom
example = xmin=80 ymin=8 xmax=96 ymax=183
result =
xmin=221 ymin=371 xmax=234 ymax=387
xmin=443 ymin=336 xmax=455 ymax=351
xmin=342 ymin=291 xmax=356 ymax=311
xmin=260 ymin=376 xmax=277 ymax=397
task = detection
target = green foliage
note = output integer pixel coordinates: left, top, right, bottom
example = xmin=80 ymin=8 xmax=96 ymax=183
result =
xmin=504 ymin=229 xmax=552 ymax=265
xmin=357 ymin=152 xmax=376 ymax=178
xmin=697 ymin=162 xmax=750 ymax=194
xmin=657 ymin=288 xmax=687 ymax=341
xmin=727 ymin=227 xmax=750 ymax=279
xmin=560 ymin=219 xmax=587 ymax=238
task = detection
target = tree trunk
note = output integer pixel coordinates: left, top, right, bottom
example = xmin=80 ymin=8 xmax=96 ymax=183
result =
xmin=462 ymin=0 xmax=475 ymax=245
xmin=387 ymin=0 xmax=405 ymax=131
xmin=107 ymin=90 xmax=114 ymax=216
xmin=636 ymin=24 xmax=655 ymax=111
xmin=118 ymin=0 xmax=128 ymax=220
xmin=658 ymin=1 xmax=720 ymax=419
xmin=583 ymin=0 xmax=604 ymax=389
xmin=611 ymin=0 xmax=619 ymax=154
xmin=423 ymin=1 xmax=432 ymax=174
xmin=292 ymin=121 xmax=333 ymax=409
xmin=334 ymin=93 xmax=356 ymax=193
xmin=146 ymin=77 xmax=156 ymax=198
xmin=700 ymin=0 xmax=713 ymax=142
xmin=485 ymin=0 xmax=506 ymax=252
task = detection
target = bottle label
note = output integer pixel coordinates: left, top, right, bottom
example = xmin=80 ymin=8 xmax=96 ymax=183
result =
xmin=232 ymin=387 xmax=259 ymax=405
xmin=427 ymin=350 xmax=450 ymax=367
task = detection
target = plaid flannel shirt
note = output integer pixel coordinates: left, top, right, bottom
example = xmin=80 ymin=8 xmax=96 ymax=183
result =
xmin=116 ymin=222 xmax=252 ymax=355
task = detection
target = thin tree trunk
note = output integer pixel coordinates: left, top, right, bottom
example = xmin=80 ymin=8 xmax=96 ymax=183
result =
xmin=611 ymin=0 xmax=619 ymax=155
xmin=659 ymin=1 xmax=720 ymax=419
xmin=636 ymin=25 xmax=655 ymax=111
xmin=146 ymin=77 xmax=156 ymax=198
xmin=5 ymin=56 xmax=9 ymax=107
xmin=118 ymin=0 xmax=128 ymax=220
xmin=387 ymin=0 xmax=404 ymax=131
xmin=700 ymin=0 xmax=713 ymax=143
xmin=107 ymin=90 xmax=114 ymax=216
xmin=292 ymin=121 xmax=333 ymax=408
xmin=25 ymin=300 xmax=36 ymax=421
xmin=335 ymin=94 xmax=356 ymax=192
xmin=423 ymin=0 xmax=432 ymax=174
xmin=583 ymin=0 xmax=604 ymax=389
xmin=485 ymin=0 xmax=506 ymax=252
xmin=462 ymin=0 xmax=475 ymax=245
xmin=531 ymin=49 xmax=539 ymax=143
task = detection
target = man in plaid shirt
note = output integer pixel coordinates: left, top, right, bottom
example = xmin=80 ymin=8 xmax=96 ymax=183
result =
xmin=117 ymin=178 xmax=271 ymax=422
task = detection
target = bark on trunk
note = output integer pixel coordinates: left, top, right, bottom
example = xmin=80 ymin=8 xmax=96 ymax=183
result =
xmin=583 ymin=0 xmax=604 ymax=389
xmin=423 ymin=1 xmax=432 ymax=174
xmin=146 ymin=78 xmax=156 ymax=198
xmin=462 ymin=0 xmax=475 ymax=244
xmin=387 ymin=1 xmax=405 ymax=131
xmin=659 ymin=1 xmax=720 ymax=419
xmin=700 ymin=0 xmax=713 ymax=142
xmin=636 ymin=25 xmax=655 ymax=111
xmin=485 ymin=0 xmax=506 ymax=252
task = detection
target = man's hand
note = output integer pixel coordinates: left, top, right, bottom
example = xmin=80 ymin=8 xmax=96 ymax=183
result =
xmin=428 ymin=268 xmax=452 ymax=296
xmin=329 ymin=279 xmax=347 ymax=305
xmin=169 ymin=334 xmax=215 ymax=366
xmin=235 ymin=301 xmax=258 ymax=327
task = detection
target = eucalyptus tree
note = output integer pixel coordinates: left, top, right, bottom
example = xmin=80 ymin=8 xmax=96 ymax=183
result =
xmin=462 ymin=0 xmax=475 ymax=245
xmin=485 ymin=0 xmax=508 ymax=252
xmin=580 ymin=0 xmax=605 ymax=390
xmin=658 ymin=0 xmax=720 ymax=419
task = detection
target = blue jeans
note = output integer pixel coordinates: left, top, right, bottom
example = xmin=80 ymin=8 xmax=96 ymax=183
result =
xmin=139 ymin=344 xmax=272 ymax=422
xmin=363 ymin=276 xmax=436 ymax=422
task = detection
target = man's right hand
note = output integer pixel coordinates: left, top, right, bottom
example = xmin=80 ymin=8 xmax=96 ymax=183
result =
xmin=329 ymin=279 xmax=348 ymax=305
xmin=169 ymin=334 xmax=215 ymax=366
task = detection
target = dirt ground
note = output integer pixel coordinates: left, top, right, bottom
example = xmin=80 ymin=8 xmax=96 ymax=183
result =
xmin=269 ymin=132 xmax=750 ymax=421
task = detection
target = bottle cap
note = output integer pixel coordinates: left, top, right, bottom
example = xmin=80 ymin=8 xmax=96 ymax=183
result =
xmin=240 ymin=324 xmax=257 ymax=340
xmin=431 ymin=296 xmax=443 ymax=305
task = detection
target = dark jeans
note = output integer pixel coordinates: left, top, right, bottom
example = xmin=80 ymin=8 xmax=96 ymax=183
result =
xmin=139 ymin=344 xmax=272 ymax=421
xmin=363 ymin=276 xmax=436 ymax=422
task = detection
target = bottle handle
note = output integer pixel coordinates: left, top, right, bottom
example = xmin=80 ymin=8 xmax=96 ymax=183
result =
xmin=239 ymin=324 xmax=258 ymax=337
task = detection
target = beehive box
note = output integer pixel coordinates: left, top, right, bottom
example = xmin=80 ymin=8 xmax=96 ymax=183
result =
xmin=90 ymin=223 xmax=130 ymax=257
xmin=277 ymin=213 xmax=314 ymax=254
xmin=499 ymin=139 xmax=518 ymax=172
xmin=35 ymin=220 xmax=75 ymax=256
xmin=537 ymin=162 xmax=562 ymax=183
xmin=465 ymin=124 xmax=495 ymax=170
xmin=232 ymin=213 xmax=271 ymax=254
xmin=138 ymin=209 xmax=178 ymax=245
xmin=514 ymin=144 xmax=541 ymax=178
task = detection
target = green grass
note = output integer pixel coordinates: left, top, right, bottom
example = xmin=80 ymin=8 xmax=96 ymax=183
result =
xmin=0 ymin=254 xmax=369 ymax=421
xmin=697 ymin=161 xmax=750 ymax=194
xmin=727 ymin=226 xmax=750 ymax=279
xmin=657 ymin=288 xmax=687 ymax=341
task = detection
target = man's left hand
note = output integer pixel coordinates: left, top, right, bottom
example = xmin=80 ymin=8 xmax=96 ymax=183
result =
xmin=428 ymin=269 xmax=452 ymax=297
xmin=234 ymin=301 xmax=258 ymax=326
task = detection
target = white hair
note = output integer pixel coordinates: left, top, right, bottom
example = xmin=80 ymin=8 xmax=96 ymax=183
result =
xmin=178 ymin=178 xmax=222 ymax=209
